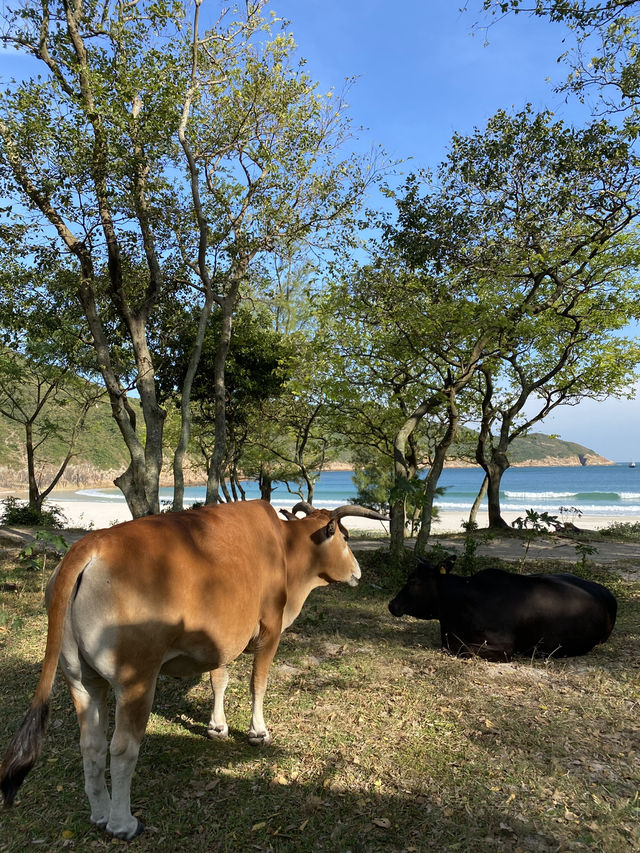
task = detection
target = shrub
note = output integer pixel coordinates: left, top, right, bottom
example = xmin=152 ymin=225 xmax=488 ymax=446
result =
xmin=599 ymin=520 xmax=640 ymax=541
xmin=0 ymin=496 xmax=67 ymax=528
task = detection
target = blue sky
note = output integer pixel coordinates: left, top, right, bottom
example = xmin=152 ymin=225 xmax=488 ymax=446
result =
xmin=265 ymin=0 xmax=640 ymax=462
xmin=268 ymin=0 xmax=585 ymax=165
xmin=1 ymin=0 xmax=638 ymax=461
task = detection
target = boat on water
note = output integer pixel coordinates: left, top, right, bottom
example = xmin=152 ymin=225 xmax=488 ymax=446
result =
xmin=630 ymin=461 xmax=636 ymax=468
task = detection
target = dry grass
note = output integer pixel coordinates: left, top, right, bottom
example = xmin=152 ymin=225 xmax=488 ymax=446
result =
xmin=0 ymin=538 xmax=638 ymax=852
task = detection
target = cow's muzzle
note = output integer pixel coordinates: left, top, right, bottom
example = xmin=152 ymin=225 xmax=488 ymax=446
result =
xmin=348 ymin=559 xmax=362 ymax=587
xmin=388 ymin=597 xmax=404 ymax=617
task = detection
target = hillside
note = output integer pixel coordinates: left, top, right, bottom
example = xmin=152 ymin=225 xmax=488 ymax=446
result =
xmin=447 ymin=431 xmax=613 ymax=468
xmin=0 ymin=391 xmax=613 ymax=495
xmin=0 ymin=397 xmax=133 ymax=491
xmin=504 ymin=432 xmax=612 ymax=466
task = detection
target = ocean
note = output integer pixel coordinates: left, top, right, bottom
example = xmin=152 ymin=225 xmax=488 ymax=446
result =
xmin=75 ymin=464 xmax=640 ymax=521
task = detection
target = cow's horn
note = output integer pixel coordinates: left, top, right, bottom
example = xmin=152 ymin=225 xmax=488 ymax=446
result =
xmin=330 ymin=505 xmax=389 ymax=522
xmin=291 ymin=501 xmax=315 ymax=516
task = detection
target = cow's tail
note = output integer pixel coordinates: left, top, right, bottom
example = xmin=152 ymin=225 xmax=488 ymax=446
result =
xmin=1 ymin=542 xmax=91 ymax=806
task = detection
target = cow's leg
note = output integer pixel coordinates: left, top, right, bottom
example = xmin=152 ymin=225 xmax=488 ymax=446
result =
xmin=248 ymin=626 xmax=280 ymax=746
xmin=106 ymin=679 xmax=156 ymax=840
xmin=207 ymin=666 xmax=229 ymax=739
xmin=67 ymin=676 xmax=111 ymax=830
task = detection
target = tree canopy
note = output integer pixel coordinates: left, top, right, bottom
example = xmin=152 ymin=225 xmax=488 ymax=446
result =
xmin=0 ymin=0 xmax=375 ymax=515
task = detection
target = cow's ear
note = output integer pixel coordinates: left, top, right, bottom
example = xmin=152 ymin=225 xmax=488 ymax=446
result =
xmin=325 ymin=519 xmax=336 ymax=539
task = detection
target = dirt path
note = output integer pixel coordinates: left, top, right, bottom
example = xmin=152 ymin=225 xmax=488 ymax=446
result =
xmin=3 ymin=525 xmax=639 ymax=579
xmin=352 ymin=532 xmax=640 ymax=578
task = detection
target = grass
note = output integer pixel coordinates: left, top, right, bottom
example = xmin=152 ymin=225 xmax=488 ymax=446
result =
xmin=0 ymin=537 xmax=638 ymax=852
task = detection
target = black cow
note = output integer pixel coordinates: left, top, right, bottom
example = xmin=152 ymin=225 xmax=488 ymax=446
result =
xmin=388 ymin=554 xmax=617 ymax=660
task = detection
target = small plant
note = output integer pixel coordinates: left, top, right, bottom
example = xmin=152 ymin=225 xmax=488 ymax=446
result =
xmin=459 ymin=520 xmax=479 ymax=575
xmin=575 ymin=541 xmax=598 ymax=571
xmin=511 ymin=509 xmax=560 ymax=571
xmin=1 ymin=496 xmax=67 ymax=529
xmin=559 ymin=505 xmax=583 ymax=526
xmin=20 ymin=530 xmax=70 ymax=592
xmin=511 ymin=508 xmax=560 ymax=532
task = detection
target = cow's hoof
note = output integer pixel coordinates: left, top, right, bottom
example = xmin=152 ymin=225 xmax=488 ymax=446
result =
xmin=248 ymin=731 xmax=272 ymax=747
xmin=206 ymin=723 xmax=229 ymax=740
xmin=106 ymin=819 xmax=145 ymax=841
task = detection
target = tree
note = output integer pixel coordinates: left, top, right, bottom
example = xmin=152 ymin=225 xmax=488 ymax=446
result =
xmin=473 ymin=327 xmax=640 ymax=526
xmin=232 ymin=257 xmax=353 ymax=505
xmin=174 ymin=5 xmax=375 ymax=505
xmin=0 ymin=0 xmax=374 ymax=516
xmin=156 ymin=303 xmax=295 ymax=503
xmin=420 ymin=107 xmax=640 ymax=526
xmin=0 ymin=274 xmax=104 ymax=513
xmin=325 ymin=250 xmax=490 ymax=556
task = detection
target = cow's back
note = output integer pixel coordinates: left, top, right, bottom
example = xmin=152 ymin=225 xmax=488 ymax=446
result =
xmin=439 ymin=569 xmax=616 ymax=658
xmin=548 ymin=573 xmax=617 ymax=622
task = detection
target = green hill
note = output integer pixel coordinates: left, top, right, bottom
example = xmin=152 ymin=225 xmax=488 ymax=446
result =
xmin=0 ymin=395 xmax=132 ymax=491
xmin=507 ymin=432 xmax=612 ymax=466
xmin=447 ymin=430 xmax=612 ymax=468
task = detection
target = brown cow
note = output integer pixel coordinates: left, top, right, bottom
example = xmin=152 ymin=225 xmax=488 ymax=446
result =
xmin=0 ymin=499 xmax=385 ymax=840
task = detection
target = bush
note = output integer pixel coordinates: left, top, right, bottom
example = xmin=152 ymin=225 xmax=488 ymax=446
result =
xmin=599 ymin=521 xmax=640 ymax=541
xmin=0 ymin=496 xmax=67 ymax=528
xmin=357 ymin=547 xmax=418 ymax=591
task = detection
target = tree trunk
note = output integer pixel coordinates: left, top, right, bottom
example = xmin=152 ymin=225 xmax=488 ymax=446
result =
xmin=172 ymin=289 xmax=215 ymax=511
xmin=389 ymin=498 xmax=407 ymax=557
xmin=114 ymin=466 xmax=155 ymax=518
xmin=206 ymin=296 xmax=233 ymax=504
xmin=174 ymin=3 xmax=215 ymax=510
xmin=485 ymin=460 xmax=510 ymax=529
xmin=300 ymin=466 xmax=315 ymax=503
xmin=25 ymin=421 xmax=41 ymax=512
xmin=219 ymin=476 xmax=233 ymax=502
xmin=206 ymin=265 xmax=246 ymax=504
xmin=389 ymin=388 xmax=461 ymax=560
xmin=469 ymin=474 xmax=488 ymax=527
xmin=259 ymin=466 xmax=273 ymax=502
xmin=232 ymin=468 xmax=246 ymax=500
xmin=390 ymin=414 xmax=422 ymax=559
xmin=415 ymin=392 xmax=459 ymax=553
xmin=130 ymin=318 xmax=165 ymax=515
xmin=414 ymin=441 xmax=450 ymax=552
xmin=76 ymin=280 xmax=158 ymax=517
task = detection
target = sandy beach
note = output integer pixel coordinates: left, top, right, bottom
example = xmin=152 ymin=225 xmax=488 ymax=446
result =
xmin=42 ymin=493 xmax=636 ymax=536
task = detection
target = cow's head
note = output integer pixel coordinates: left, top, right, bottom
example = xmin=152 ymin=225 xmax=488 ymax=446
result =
xmin=287 ymin=502 xmax=388 ymax=587
xmin=388 ymin=552 xmax=457 ymax=618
